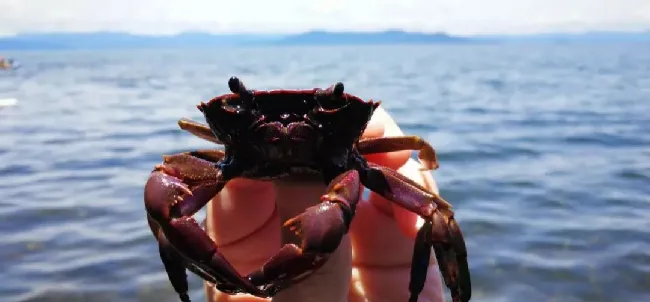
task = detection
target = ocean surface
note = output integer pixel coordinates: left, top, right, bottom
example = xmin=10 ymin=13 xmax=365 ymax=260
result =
xmin=1 ymin=44 xmax=649 ymax=302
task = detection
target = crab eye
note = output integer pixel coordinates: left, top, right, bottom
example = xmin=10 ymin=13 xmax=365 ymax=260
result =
xmin=221 ymin=97 xmax=245 ymax=112
xmin=315 ymin=82 xmax=347 ymax=112
xmin=317 ymin=96 xmax=348 ymax=111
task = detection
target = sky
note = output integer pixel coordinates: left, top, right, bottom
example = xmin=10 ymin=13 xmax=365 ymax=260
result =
xmin=1 ymin=0 xmax=649 ymax=36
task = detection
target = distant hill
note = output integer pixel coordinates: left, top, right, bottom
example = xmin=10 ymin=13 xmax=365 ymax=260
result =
xmin=0 ymin=31 xmax=281 ymax=50
xmin=0 ymin=30 xmax=470 ymax=50
xmin=0 ymin=29 xmax=648 ymax=50
xmin=272 ymin=30 xmax=468 ymax=45
xmin=474 ymin=31 xmax=650 ymax=43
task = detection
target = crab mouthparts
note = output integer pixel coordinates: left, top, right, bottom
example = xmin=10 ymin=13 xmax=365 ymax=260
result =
xmin=254 ymin=120 xmax=317 ymax=143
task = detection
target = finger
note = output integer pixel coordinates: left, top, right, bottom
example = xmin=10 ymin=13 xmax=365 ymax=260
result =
xmin=204 ymin=179 xmax=279 ymax=302
xmin=351 ymin=104 xmax=444 ymax=301
xmin=205 ymin=178 xmax=352 ymax=302
xmin=362 ymin=106 xmax=411 ymax=170
xmin=271 ymin=179 xmax=351 ymax=302
xmin=349 ymin=159 xmax=444 ymax=302
xmin=362 ymin=106 xmax=421 ymax=237
xmin=363 ymin=106 xmax=438 ymax=239
xmin=204 ymin=105 xmax=422 ymax=302
xmin=362 ymin=110 xmax=385 ymax=139
xmin=392 ymin=159 xmax=439 ymax=240
xmin=202 ymin=106 xmax=393 ymax=301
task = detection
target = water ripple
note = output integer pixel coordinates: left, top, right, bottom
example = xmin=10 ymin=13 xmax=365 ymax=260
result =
xmin=1 ymin=44 xmax=649 ymax=302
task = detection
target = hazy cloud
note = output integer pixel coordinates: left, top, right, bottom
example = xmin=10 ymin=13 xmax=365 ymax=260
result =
xmin=1 ymin=0 xmax=649 ymax=36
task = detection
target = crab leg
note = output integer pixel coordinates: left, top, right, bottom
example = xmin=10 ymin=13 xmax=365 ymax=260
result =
xmin=357 ymin=136 xmax=439 ymax=170
xmin=360 ymin=163 xmax=471 ymax=302
xmin=178 ymin=118 xmax=223 ymax=144
xmin=144 ymin=151 xmax=266 ymax=300
xmin=148 ymin=216 xmax=231 ymax=300
xmin=245 ymin=170 xmax=361 ymax=295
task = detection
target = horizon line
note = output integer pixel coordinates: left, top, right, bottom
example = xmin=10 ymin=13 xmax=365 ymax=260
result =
xmin=2 ymin=28 xmax=650 ymax=38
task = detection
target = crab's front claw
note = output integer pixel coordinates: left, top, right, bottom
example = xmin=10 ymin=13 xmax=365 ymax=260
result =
xmin=144 ymin=151 xmax=225 ymax=224
xmin=144 ymin=150 xmax=227 ymax=227
xmin=246 ymin=170 xmax=361 ymax=294
xmin=360 ymin=163 xmax=471 ymax=302
xmin=285 ymin=201 xmax=348 ymax=253
xmin=144 ymin=152 xmax=267 ymax=300
xmin=246 ymin=201 xmax=347 ymax=294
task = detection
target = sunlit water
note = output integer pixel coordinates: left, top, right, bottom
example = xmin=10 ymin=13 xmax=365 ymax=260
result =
xmin=1 ymin=44 xmax=649 ymax=302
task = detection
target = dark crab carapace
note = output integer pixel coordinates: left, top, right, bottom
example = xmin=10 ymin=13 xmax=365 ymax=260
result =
xmin=144 ymin=77 xmax=471 ymax=302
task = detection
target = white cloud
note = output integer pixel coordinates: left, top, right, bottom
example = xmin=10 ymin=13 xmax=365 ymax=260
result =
xmin=0 ymin=0 xmax=649 ymax=36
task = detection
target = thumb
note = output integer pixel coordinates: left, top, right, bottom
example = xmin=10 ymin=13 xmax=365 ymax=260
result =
xmin=271 ymin=177 xmax=351 ymax=302
xmin=204 ymin=178 xmax=279 ymax=302
xmin=204 ymin=176 xmax=352 ymax=302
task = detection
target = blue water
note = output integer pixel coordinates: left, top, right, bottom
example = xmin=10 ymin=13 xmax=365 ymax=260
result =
xmin=1 ymin=44 xmax=649 ymax=302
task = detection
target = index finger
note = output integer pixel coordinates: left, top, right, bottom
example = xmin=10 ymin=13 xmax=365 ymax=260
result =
xmin=349 ymin=107 xmax=444 ymax=301
xmin=359 ymin=106 xmax=438 ymax=238
xmin=361 ymin=107 xmax=412 ymax=170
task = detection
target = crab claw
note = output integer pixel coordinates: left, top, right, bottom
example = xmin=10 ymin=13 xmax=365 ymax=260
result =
xmin=145 ymin=151 xmax=267 ymax=300
xmin=246 ymin=170 xmax=361 ymax=294
xmin=360 ymin=163 xmax=471 ymax=302
xmin=284 ymin=201 xmax=348 ymax=253
xmin=245 ymin=201 xmax=348 ymax=294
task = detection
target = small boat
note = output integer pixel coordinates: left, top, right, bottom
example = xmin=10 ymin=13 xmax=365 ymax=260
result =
xmin=0 ymin=56 xmax=16 ymax=70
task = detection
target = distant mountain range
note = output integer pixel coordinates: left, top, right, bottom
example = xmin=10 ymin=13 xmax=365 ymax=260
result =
xmin=0 ymin=30 xmax=648 ymax=50
xmin=475 ymin=31 xmax=650 ymax=43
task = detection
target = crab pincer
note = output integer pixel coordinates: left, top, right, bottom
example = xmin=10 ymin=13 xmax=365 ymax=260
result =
xmin=144 ymin=151 xmax=267 ymax=300
xmin=244 ymin=170 xmax=361 ymax=294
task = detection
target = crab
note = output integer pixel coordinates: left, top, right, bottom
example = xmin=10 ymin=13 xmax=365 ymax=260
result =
xmin=144 ymin=77 xmax=471 ymax=302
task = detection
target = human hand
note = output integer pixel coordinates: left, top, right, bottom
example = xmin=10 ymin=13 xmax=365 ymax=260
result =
xmin=203 ymin=106 xmax=445 ymax=302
